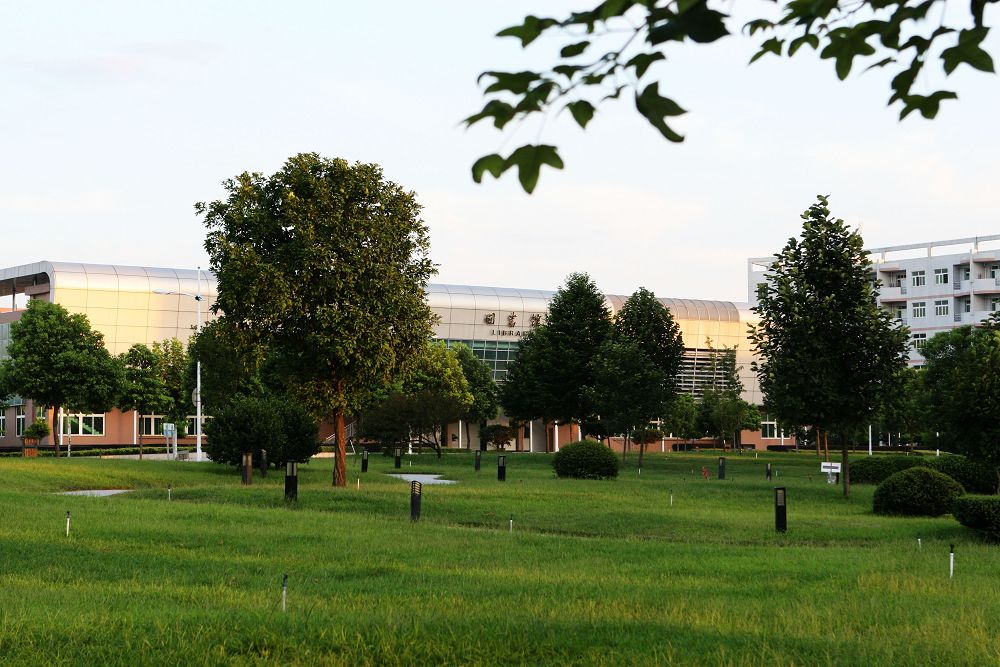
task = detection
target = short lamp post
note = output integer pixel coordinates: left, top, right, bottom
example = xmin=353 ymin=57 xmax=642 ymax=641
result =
xmin=153 ymin=268 xmax=205 ymax=462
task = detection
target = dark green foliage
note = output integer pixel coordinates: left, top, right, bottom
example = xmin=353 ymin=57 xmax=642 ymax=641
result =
xmin=501 ymin=328 xmax=555 ymax=426
xmin=203 ymin=393 xmax=319 ymax=468
xmin=200 ymin=153 xmax=435 ymax=486
xmin=552 ymin=440 xmax=619 ymax=480
xmin=470 ymin=3 xmax=992 ymax=191
xmin=927 ymin=455 xmax=997 ymax=495
xmin=851 ymin=456 xmax=926 ymax=485
xmin=953 ymin=496 xmax=1000 ymax=538
xmin=184 ymin=319 xmax=265 ymax=412
xmin=589 ymin=337 xmax=668 ymax=437
xmin=451 ymin=343 xmax=500 ymax=428
xmin=1 ymin=299 xmax=122 ymax=454
xmin=750 ymin=196 xmax=910 ymax=496
xmin=872 ymin=467 xmax=964 ymax=517
xmin=921 ymin=324 xmax=1000 ymax=485
xmin=613 ymin=287 xmax=684 ymax=395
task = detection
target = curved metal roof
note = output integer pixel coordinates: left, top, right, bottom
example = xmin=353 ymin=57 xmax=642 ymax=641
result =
xmin=0 ymin=261 xmax=217 ymax=298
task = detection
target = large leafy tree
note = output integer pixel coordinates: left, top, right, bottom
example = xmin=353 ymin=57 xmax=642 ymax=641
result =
xmin=500 ymin=328 xmax=558 ymax=450
xmin=544 ymin=272 xmax=613 ymax=425
xmin=0 ymin=300 xmax=121 ymax=455
xmin=451 ymin=343 xmax=500 ymax=447
xmin=184 ymin=319 xmax=265 ymax=412
xmin=118 ymin=344 xmax=172 ymax=458
xmin=469 ymin=1 xmax=997 ymax=191
xmin=362 ymin=343 xmax=473 ymax=457
xmin=588 ymin=337 xmax=669 ymax=465
xmin=152 ymin=338 xmax=189 ymax=436
xmin=921 ymin=319 xmax=1000 ymax=490
xmin=200 ymin=153 xmax=436 ymax=487
xmin=614 ymin=287 xmax=684 ymax=396
xmin=750 ymin=195 xmax=910 ymax=496
xmin=204 ymin=393 xmax=319 ymax=468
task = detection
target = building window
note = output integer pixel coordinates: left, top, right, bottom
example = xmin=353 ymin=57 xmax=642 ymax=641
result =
xmin=186 ymin=415 xmax=210 ymax=436
xmin=964 ymin=298 xmax=972 ymax=313
xmin=912 ymin=302 xmax=926 ymax=318
xmin=934 ymin=268 xmax=949 ymax=285
xmin=934 ymin=300 xmax=949 ymax=316
xmin=911 ymin=333 xmax=927 ymax=350
xmin=15 ymin=406 xmax=26 ymax=437
xmin=911 ymin=271 xmax=926 ymax=287
xmin=0 ymin=410 xmax=5 ymax=437
xmin=140 ymin=415 xmax=165 ymax=436
xmin=991 ymin=264 xmax=1000 ymax=279
xmin=62 ymin=413 xmax=105 ymax=436
xmin=991 ymin=297 xmax=1000 ymax=313
xmin=761 ymin=421 xmax=778 ymax=439
xmin=963 ymin=266 xmax=971 ymax=281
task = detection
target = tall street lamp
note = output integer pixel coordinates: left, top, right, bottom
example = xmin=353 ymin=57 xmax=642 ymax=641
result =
xmin=153 ymin=268 xmax=205 ymax=461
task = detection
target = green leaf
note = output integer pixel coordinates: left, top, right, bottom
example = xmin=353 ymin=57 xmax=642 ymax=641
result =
xmin=560 ymin=40 xmax=590 ymax=58
xmin=479 ymin=71 xmax=542 ymax=95
xmin=471 ymin=154 xmax=508 ymax=184
xmin=649 ymin=2 xmax=729 ymax=45
xmin=820 ymin=28 xmax=877 ymax=80
xmin=553 ymin=64 xmax=585 ymax=78
xmin=496 ymin=16 xmax=557 ymax=47
xmin=941 ymin=28 xmax=994 ymax=75
xmin=567 ymin=100 xmax=595 ymax=128
xmin=634 ymin=82 xmax=686 ymax=142
xmin=863 ymin=57 xmax=895 ymax=73
xmin=624 ymin=51 xmax=666 ymax=78
xmin=750 ymin=37 xmax=783 ymax=63
xmin=462 ymin=100 xmax=516 ymax=129
xmin=788 ymin=33 xmax=819 ymax=56
xmin=504 ymin=145 xmax=564 ymax=194
xmin=900 ymin=90 xmax=959 ymax=120
xmin=598 ymin=0 xmax=632 ymax=21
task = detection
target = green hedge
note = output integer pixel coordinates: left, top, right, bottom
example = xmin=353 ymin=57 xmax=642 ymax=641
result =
xmin=552 ymin=441 xmax=619 ymax=480
xmin=952 ymin=496 xmax=1000 ymax=538
xmin=851 ymin=454 xmax=996 ymax=493
xmin=873 ymin=467 xmax=964 ymax=517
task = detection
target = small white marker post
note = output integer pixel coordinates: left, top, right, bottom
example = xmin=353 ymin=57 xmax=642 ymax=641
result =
xmin=670 ymin=490 xmax=673 ymax=507
xmin=917 ymin=537 xmax=922 ymax=549
xmin=281 ymin=574 xmax=288 ymax=612
xmin=168 ymin=484 xmax=172 ymax=502
xmin=65 ymin=510 xmax=71 ymax=537
xmin=949 ymin=544 xmax=955 ymax=579
xmin=357 ymin=478 xmax=360 ymax=490
xmin=509 ymin=514 xmax=513 ymax=533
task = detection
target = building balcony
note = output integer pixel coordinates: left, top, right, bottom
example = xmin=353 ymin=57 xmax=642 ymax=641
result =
xmin=879 ymin=285 xmax=907 ymax=301
xmin=972 ymin=277 xmax=1000 ymax=294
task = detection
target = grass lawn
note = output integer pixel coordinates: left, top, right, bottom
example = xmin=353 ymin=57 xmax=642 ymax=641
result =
xmin=0 ymin=449 xmax=997 ymax=666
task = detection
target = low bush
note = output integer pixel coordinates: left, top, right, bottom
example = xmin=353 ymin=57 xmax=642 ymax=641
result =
xmin=552 ymin=440 xmax=619 ymax=480
xmin=851 ymin=456 xmax=925 ymax=485
xmin=873 ymin=467 xmax=964 ymax=517
xmin=925 ymin=456 xmax=997 ymax=495
xmin=952 ymin=496 xmax=1000 ymax=538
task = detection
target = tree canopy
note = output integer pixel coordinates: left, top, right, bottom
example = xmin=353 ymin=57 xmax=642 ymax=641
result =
xmin=450 ymin=342 xmax=500 ymax=446
xmin=613 ymin=287 xmax=684 ymax=396
xmin=1 ymin=300 xmax=121 ymax=454
xmin=750 ymin=195 xmax=910 ymax=494
xmin=468 ymin=1 xmax=996 ymax=191
xmin=921 ymin=320 xmax=1000 ymax=489
xmin=200 ymin=153 xmax=436 ymax=486
xmin=118 ymin=343 xmax=172 ymax=456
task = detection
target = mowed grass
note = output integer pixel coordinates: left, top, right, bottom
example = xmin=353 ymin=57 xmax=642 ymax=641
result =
xmin=0 ymin=450 xmax=997 ymax=666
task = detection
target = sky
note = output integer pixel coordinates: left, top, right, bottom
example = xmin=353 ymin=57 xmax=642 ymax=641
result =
xmin=2 ymin=1 xmax=998 ymax=303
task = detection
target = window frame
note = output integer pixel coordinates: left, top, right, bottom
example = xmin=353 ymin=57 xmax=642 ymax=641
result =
xmin=934 ymin=300 xmax=949 ymax=316
xmin=912 ymin=302 xmax=926 ymax=318
xmin=911 ymin=333 xmax=927 ymax=350
xmin=911 ymin=270 xmax=926 ymax=287
xmin=61 ymin=412 xmax=106 ymax=436
xmin=15 ymin=406 xmax=26 ymax=437
xmin=933 ymin=268 xmax=949 ymax=285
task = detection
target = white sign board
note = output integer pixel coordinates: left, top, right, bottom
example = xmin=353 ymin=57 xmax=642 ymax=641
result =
xmin=163 ymin=423 xmax=176 ymax=438
xmin=820 ymin=462 xmax=842 ymax=473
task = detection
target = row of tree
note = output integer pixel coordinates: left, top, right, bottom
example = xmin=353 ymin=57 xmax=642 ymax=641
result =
xmin=499 ymin=274 xmax=759 ymax=463
xmin=0 ymin=300 xmax=192 ymax=456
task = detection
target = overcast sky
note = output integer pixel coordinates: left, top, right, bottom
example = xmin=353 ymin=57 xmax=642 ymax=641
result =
xmin=2 ymin=2 xmax=998 ymax=302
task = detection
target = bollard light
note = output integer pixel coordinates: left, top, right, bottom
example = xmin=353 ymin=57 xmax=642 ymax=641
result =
xmin=498 ymin=454 xmax=506 ymax=481
xmin=259 ymin=449 xmax=268 ymax=478
xmin=285 ymin=462 xmax=299 ymax=501
xmin=394 ymin=447 xmax=402 ymax=469
xmin=774 ymin=487 xmax=787 ymax=533
xmin=475 ymin=450 xmax=482 ymax=472
xmin=410 ymin=480 xmax=422 ymax=521
xmin=765 ymin=463 xmax=772 ymax=480
xmin=718 ymin=457 xmax=726 ymax=480
xmin=361 ymin=448 xmax=369 ymax=473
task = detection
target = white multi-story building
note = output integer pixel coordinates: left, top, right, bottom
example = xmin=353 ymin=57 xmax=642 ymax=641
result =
xmin=748 ymin=235 xmax=1000 ymax=366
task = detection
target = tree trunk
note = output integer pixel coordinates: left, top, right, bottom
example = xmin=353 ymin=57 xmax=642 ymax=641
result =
xmin=52 ymin=404 xmax=61 ymax=457
xmin=824 ymin=430 xmax=830 ymax=462
xmin=815 ymin=429 xmax=821 ymax=458
xmin=333 ymin=409 xmax=347 ymax=487
xmin=138 ymin=431 xmax=144 ymax=460
xmin=465 ymin=420 xmax=471 ymax=449
xmin=841 ymin=435 xmax=850 ymax=497
xmin=638 ymin=436 xmax=645 ymax=467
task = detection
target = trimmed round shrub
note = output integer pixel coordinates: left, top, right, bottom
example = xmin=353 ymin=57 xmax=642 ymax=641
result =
xmin=953 ymin=496 xmax=1000 ymax=538
xmin=552 ymin=440 xmax=619 ymax=480
xmin=873 ymin=467 xmax=964 ymax=517
xmin=925 ymin=456 xmax=997 ymax=495
xmin=851 ymin=456 xmax=925 ymax=485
